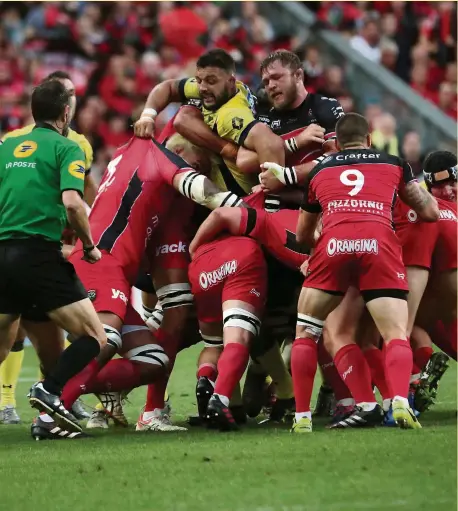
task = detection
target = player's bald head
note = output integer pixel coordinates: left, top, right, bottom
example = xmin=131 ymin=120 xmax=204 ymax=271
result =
xmin=336 ymin=113 xmax=370 ymax=149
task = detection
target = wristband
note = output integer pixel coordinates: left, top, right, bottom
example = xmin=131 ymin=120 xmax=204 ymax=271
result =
xmin=285 ymin=137 xmax=299 ymax=154
xmin=141 ymin=108 xmax=158 ymax=119
xmin=269 ymin=164 xmax=298 ymax=186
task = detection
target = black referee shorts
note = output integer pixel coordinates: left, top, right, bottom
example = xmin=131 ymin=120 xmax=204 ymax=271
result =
xmin=0 ymin=238 xmax=87 ymax=320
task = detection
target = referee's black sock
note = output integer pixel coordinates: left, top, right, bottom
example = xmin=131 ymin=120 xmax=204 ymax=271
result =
xmin=42 ymin=335 xmax=100 ymax=395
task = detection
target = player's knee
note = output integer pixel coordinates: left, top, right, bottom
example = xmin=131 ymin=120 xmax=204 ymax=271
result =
xmin=124 ymin=343 xmax=169 ymax=371
xmin=223 ymin=308 xmax=261 ymax=338
xmin=296 ymin=313 xmax=324 ymax=343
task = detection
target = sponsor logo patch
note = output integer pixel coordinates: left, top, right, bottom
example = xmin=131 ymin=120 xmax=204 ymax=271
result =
xmin=88 ymin=289 xmax=97 ymax=301
xmin=155 ymin=241 xmax=187 ymax=257
xmin=407 ymin=210 xmax=418 ymax=223
xmin=232 ymin=117 xmax=244 ymax=130
xmin=199 ymin=260 xmax=237 ymax=290
xmin=68 ymin=160 xmax=86 ymax=180
xmin=13 ymin=140 xmax=38 ymax=158
xmin=326 ymin=238 xmax=378 ymax=257
xmin=111 ymin=288 xmax=128 ymax=304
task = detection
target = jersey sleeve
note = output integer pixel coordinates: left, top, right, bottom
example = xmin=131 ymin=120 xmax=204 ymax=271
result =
xmin=58 ymin=141 xmax=86 ymax=196
xmin=239 ymin=208 xmax=266 ymax=239
xmin=216 ymin=106 xmax=259 ymax=147
xmin=178 ymin=77 xmax=200 ymax=102
xmin=80 ymin=135 xmax=94 ymax=175
xmin=315 ymin=96 xmax=344 ymax=142
xmin=152 ymin=139 xmax=193 ymax=185
xmin=300 ymin=174 xmax=322 ymax=213
xmin=401 ymin=159 xmax=416 ymax=184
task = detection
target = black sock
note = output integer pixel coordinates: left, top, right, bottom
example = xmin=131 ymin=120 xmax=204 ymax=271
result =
xmin=42 ymin=336 xmax=100 ymax=395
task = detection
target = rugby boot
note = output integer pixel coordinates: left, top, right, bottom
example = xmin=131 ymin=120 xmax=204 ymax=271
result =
xmin=327 ymin=402 xmax=355 ymax=428
xmin=136 ymin=408 xmax=187 ymax=432
xmin=0 ymin=405 xmax=21 ymax=424
xmin=329 ymin=404 xmax=384 ymax=429
xmin=415 ymin=352 xmax=450 ymax=413
xmin=95 ymin=391 xmax=128 ymax=427
xmin=313 ymin=385 xmax=335 ymax=417
xmin=242 ymin=363 xmax=268 ymax=418
xmin=71 ymin=399 xmax=90 ymax=420
xmin=383 ymin=406 xmax=396 ymax=427
xmin=230 ymin=405 xmax=247 ymax=425
xmin=86 ymin=409 xmax=109 ymax=430
xmin=392 ymin=398 xmax=422 ymax=429
xmin=291 ymin=416 xmax=312 ymax=433
xmin=196 ymin=376 xmax=214 ymax=419
xmin=31 ymin=415 xmax=89 ymax=440
xmin=268 ymin=397 xmax=295 ymax=423
xmin=207 ymin=395 xmax=239 ymax=431
xmin=29 ymin=382 xmax=82 ymax=433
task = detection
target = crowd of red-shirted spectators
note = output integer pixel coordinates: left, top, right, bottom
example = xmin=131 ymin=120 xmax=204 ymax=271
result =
xmin=307 ymin=1 xmax=457 ymax=120
xmin=0 ymin=1 xmax=455 ymax=181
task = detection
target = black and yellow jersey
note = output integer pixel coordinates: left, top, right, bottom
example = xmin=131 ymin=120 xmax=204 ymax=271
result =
xmin=178 ymin=77 xmax=258 ymax=195
xmin=1 ymin=124 xmax=93 ymax=174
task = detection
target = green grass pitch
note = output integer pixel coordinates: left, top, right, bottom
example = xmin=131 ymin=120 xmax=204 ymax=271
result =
xmin=0 ymin=346 xmax=456 ymax=511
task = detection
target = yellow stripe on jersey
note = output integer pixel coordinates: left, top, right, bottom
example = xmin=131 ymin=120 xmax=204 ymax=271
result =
xmin=178 ymin=78 xmax=259 ymax=194
xmin=2 ymin=124 xmax=93 ymax=172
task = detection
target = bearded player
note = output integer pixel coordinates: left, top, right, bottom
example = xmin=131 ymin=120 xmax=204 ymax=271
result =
xmin=291 ymin=113 xmax=438 ymax=433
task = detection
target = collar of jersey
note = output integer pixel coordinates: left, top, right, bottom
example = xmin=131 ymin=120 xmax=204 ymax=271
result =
xmin=33 ymin=122 xmax=59 ymax=134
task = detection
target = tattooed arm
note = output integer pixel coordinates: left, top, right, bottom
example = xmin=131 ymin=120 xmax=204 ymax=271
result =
xmin=398 ymin=181 xmax=439 ymax=222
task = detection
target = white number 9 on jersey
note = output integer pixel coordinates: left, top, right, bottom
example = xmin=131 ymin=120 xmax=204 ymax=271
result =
xmin=340 ymin=169 xmax=364 ymax=196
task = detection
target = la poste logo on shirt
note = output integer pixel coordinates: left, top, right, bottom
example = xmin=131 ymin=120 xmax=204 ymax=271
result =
xmin=13 ymin=141 xmax=38 ymax=158
xmin=68 ymin=160 xmax=86 ymax=180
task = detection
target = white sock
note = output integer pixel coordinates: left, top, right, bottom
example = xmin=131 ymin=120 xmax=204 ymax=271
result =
xmin=337 ymin=398 xmax=355 ymax=407
xmin=357 ymin=402 xmax=378 ymax=412
xmin=214 ymin=393 xmax=230 ymax=407
xmin=410 ymin=373 xmax=420 ymax=383
xmin=392 ymin=395 xmax=410 ymax=407
xmin=143 ymin=409 xmax=163 ymax=420
xmin=295 ymin=411 xmax=312 ymax=421
xmin=40 ymin=414 xmax=54 ymax=423
xmin=382 ymin=399 xmax=392 ymax=412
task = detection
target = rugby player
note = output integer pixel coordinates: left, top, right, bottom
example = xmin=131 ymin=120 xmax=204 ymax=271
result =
xmin=187 ymin=203 xmax=312 ymax=425
xmin=407 ymin=151 xmax=457 ymax=411
xmin=134 ymin=49 xmax=285 ymax=198
xmin=291 ymin=113 xmax=438 ymax=433
xmin=48 ymin=133 xmax=251 ymax=436
xmin=0 ymin=70 xmax=95 ymax=425
xmin=0 ymin=80 xmax=106 ymax=436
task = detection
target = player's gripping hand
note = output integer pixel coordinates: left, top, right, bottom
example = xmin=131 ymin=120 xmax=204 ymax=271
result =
xmin=259 ymin=162 xmax=296 ymax=192
xmin=297 ymin=123 xmax=325 ymax=146
xmin=82 ymin=245 xmax=102 ymax=264
xmin=134 ymin=108 xmax=157 ymax=138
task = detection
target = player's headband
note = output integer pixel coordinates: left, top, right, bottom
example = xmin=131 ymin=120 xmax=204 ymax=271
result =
xmin=424 ymin=165 xmax=457 ymax=189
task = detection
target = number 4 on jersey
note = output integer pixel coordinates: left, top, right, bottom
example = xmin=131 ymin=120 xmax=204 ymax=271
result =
xmin=340 ymin=169 xmax=364 ymax=196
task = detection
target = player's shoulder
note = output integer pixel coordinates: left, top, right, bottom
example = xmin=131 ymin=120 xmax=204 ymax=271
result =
xmin=1 ymin=124 xmax=34 ymax=142
xmin=219 ymin=86 xmax=253 ymax=116
xmin=310 ymin=93 xmax=344 ymax=119
xmin=67 ymin=128 xmax=90 ymax=149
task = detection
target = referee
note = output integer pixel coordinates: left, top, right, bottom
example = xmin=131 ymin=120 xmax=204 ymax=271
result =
xmin=0 ymin=80 xmax=106 ymax=433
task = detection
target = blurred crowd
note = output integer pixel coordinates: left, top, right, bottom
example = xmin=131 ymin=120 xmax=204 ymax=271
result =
xmin=308 ymin=1 xmax=457 ymax=119
xmin=0 ymin=1 xmax=455 ymax=182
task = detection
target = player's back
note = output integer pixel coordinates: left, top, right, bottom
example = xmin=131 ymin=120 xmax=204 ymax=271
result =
xmin=306 ymin=149 xmax=414 ymax=232
xmin=241 ymin=208 xmax=307 ymax=270
xmin=86 ymin=137 xmax=188 ymax=280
